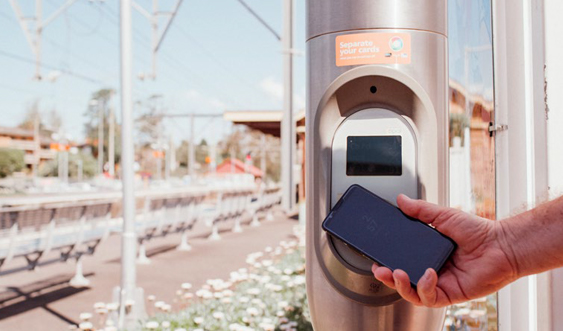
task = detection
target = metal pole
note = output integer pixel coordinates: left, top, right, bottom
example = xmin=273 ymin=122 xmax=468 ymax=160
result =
xmin=281 ymin=0 xmax=295 ymax=212
xmin=261 ymin=134 xmax=266 ymax=182
xmin=230 ymin=147 xmax=235 ymax=173
xmin=165 ymin=136 xmax=171 ymax=180
xmin=35 ymin=0 xmax=42 ymax=80
xmin=98 ymin=100 xmax=104 ymax=175
xmin=77 ymin=159 xmax=83 ymax=182
xmin=119 ymin=0 xmax=139 ymax=327
xmin=151 ymin=0 xmax=158 ymax=79
xmin=189 ymin=113 xmax=195 ymax=177
xmin=33 ymin=114 xmax=40 ymax=180
xmin=109 ymin=93 xmax=115 ymax=177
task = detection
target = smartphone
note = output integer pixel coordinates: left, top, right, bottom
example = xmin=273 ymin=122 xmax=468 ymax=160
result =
xmin=322 ymin=184 xmax=456 ymax=287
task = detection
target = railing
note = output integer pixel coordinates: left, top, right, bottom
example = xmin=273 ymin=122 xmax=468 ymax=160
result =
xmin=0 ymin=180 xmax=281 ymax=287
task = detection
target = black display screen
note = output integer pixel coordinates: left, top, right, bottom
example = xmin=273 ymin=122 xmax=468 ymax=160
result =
xmin=346 ymin=136 xmax=402 ymax=176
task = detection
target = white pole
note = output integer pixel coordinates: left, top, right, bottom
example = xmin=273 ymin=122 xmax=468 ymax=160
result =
xmin=119 ymin=0 xmax=139 ymax=327
xmin=98 ymin=100 xmax=104 ymax=175
xmin=281 ymin=0 xmax=295 ymax=212
xmin=33 ymin=114 xmax=40 ymax=180
xmin=189 ymin=113 xmax=195 ymax=177
xmin=77 ymin=159 xmax=83 ymax=182
xmin=261 ymin=134 xmax=266 ymax=181
xmin=109 ymin=92 xmax=115 ymax=177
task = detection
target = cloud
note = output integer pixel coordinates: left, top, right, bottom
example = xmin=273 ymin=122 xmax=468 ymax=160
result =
xmin=260 ymin=77 xmax=306 ymax=111
xmin=183 ymin=89 xmax=227 ymax=111
xmin=260 ymin=77 xmax=283 ymax=101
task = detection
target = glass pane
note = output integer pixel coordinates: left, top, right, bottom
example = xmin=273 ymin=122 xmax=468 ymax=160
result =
xmin=446 ymin=0 xmax=497 ymax=330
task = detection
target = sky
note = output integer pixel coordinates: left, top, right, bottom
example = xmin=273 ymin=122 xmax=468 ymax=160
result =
xmin=0 ymin=0 xmax=493 ymax=145
xmin=0 ymin=0 xmax=307 ymax=145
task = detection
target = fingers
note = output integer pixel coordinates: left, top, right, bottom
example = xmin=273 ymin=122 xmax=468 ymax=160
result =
xmin=372 ymin=264 xmax=395 ymax=289
xmin=397 ymin=194 xmax=445 ymax=225
xmin=417 ymin=268 xmax=439 ymax=307
xmin=393 ymin=270 xmax=421 ymax=305
xmin=372 ymin=266 xmax=443 ymax=308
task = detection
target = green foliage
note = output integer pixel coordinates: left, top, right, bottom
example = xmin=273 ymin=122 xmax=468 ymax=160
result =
xmin=0 ymin=149 xmax=25 ymax=178
xmin=141 ymin=243 xmax=312 ymax=331
xmin=84 ymin=88 xmax=121 ymax=165
xmin=219 ymin=126 xmax=281 ymax=183
xmin=450 ymin=113 xmax=469 ymax=145
xmin=38 ymin=152 xmax=97 ymax=178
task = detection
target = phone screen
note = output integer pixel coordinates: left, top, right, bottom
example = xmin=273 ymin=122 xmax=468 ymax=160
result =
xmin=322 ymin=184 xmax=455 ymax=286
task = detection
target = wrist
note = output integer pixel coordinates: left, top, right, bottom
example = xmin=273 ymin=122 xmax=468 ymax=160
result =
xmin=494 ymin=218 xmax=524 ymax=279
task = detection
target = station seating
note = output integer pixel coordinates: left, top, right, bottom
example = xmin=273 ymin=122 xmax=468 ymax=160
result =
xmin=0 ymin=181 xmax=281 ymax=283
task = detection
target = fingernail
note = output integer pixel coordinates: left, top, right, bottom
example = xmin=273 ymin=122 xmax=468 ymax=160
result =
xmin=423 ymin=269 xmax=432 ymax=281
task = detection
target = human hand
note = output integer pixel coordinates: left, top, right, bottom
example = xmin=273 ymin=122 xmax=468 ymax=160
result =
xmin=371 ymin=194 xmax=518 ymax=308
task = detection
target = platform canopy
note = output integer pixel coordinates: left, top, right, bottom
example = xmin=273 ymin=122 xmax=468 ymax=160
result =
xmin=223 ymin=110 xmax=305 ymax=137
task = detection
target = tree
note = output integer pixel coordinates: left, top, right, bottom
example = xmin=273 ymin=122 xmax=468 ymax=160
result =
xmin=18 ymin=100 xmax=62 ymax=136
xmin=38 ymin=152 xmax=97 ymax=178
xmin=218 ymin=126 xmax=281 ymax=182
xmin=135 ymin=94 xmax=165 ymax=147
xmin=84 ymin=88 xmax=121 ymax=167
xmin=0 ymin=149 xmax=25 ymax=178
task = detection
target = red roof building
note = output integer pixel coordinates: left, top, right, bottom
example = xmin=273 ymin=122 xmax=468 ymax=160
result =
xmin=215 ymin=158 xmax=264 ymax=178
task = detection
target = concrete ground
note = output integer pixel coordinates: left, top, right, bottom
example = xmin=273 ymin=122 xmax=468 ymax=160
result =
xmin=0 ymin=208 xmax=297 ymax=331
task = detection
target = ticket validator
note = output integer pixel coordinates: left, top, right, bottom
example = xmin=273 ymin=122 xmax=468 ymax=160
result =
xmin=305 ymin=0 xmax=449 ymax=330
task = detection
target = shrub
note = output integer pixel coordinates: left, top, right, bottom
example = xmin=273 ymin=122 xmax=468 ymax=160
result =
xmin=0 ymin=148 xmax=25 ymax=178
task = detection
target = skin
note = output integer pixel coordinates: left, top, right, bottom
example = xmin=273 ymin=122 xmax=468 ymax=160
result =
xmin=372 ymin=194 xmax=563 ymax=308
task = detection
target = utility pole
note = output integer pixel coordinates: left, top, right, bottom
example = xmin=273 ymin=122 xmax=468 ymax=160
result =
xmin=132 ymin=0 xmax=184 ymax=80
xmin=281 ymin=0 xmax=295 ymax=212
xmin=118 ymin=0 xmax=142 ymax=327
xmin=33 ymin=114 xmax=40 ymax=180
xmin=9 ymin=0 xmax=82 ymax=79
xmin=261 ymin=134 xmax=266 ymax=182
xmin=189 ymin=113 xmax=195 ymax=177
xmin=108 ymin=92 xmax=116 ymax=177
xmin=98 ymin=99 xmax=104 ymax=175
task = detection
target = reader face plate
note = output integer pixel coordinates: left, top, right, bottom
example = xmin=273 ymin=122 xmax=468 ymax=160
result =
xmin=331 ymin=108 xmax=418 ymax=272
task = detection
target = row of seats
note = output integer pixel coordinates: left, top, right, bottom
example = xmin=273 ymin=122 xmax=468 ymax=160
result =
xmin=0 ymin=184 xmax=281 ymax=287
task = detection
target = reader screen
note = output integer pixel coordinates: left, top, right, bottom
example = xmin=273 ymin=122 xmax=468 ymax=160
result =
xmin=346 ymin=136 xmax=402 ymax=176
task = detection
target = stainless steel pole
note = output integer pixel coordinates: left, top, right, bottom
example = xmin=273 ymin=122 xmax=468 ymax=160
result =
xmin=119 ymin=0 xmax=139 ymax=327
xmin=281 ymin=0 xmax=295 ymax=212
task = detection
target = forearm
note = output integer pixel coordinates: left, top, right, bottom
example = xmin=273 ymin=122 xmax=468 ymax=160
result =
xmin=498 ymin=195 xmax=563 ymax=278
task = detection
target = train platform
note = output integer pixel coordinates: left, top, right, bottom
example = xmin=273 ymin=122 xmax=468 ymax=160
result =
xmin=0 ymin=208 xmax=298 ymax=331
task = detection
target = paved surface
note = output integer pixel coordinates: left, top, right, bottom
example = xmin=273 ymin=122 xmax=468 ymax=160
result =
xmin=0 ymin=208 xmax=297 ymax=331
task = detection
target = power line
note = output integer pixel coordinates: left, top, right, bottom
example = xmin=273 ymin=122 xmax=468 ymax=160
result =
xmin=235 ymin=0 xmax=281 ymax=41
xmin=0 ymin=49 xmax=104 ymax=85
xmin=97 ymin=1 xmax=245 ymax=108
xmin=172 ymin=24 xmax=271 ymax=100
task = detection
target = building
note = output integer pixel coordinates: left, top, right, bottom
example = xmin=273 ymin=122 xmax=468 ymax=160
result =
xmin=0 ymin=126 xmax=56 ymax=171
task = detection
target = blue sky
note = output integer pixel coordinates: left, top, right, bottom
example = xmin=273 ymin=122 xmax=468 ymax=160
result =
xmin=0 ymin=0 xmax=493 ymax=144
xmin=0 ymin=0 xmax=307 ymax=144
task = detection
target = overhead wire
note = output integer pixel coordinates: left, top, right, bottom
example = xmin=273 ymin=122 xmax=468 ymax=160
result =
xmin=172 ymin=24 xmax=272 ymax=101
xmin=0 ymin=49 xmax=105 ymax=85
xmin=96 ymin=1 xmax=246 ymax=109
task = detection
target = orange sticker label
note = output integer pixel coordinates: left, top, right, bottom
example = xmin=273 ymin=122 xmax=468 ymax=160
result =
xmin=335 ymin=33 xmax=411 ymax=67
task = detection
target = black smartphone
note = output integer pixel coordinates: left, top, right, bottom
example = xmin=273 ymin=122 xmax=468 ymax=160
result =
xmin=322 ymin=184 xmax=456 ymax=287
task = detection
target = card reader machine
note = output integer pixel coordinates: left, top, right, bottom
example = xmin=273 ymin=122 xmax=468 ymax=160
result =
xmin=306 ymin=0 xmax=449 ymax=330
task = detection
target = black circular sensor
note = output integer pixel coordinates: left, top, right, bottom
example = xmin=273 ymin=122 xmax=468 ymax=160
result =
xmin=370 ymin=86 xmax=377 ymax=94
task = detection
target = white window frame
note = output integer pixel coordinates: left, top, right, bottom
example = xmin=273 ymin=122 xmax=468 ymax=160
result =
xmin=493 ymin=0 xmax=563 ymax=330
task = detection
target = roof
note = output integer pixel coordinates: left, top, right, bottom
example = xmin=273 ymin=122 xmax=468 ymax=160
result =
xmin=0 ymin=126 xmax=54 ymax=145
xmin=216 ymin=158 xmax=264 ymax=178
xmin=223 ymin=110 xmax=305 ymax=137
